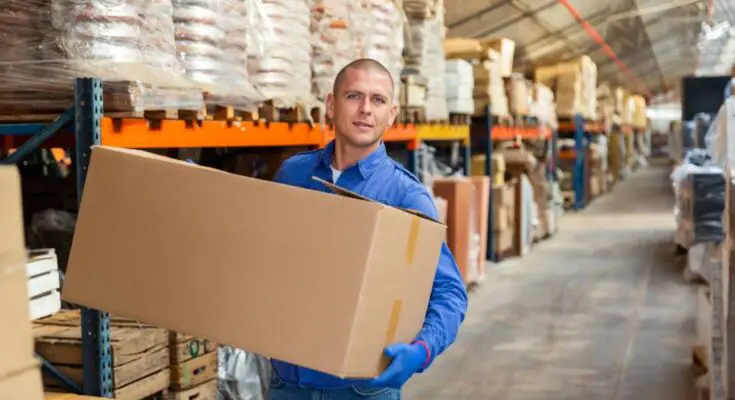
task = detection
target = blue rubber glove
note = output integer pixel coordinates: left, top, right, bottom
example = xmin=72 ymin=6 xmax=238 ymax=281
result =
xmin=368 ymin=342 xmax=429 ymax=389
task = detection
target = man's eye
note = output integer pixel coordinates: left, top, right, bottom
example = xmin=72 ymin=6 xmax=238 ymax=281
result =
xmin=374 ymin=97 xmax=386 ymax=104
xmin=347 ymin=93 xmax=360 ymax=99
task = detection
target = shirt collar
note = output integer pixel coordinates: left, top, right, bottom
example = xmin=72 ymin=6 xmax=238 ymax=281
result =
xmin=321 ymin=139 xmax=388 ymax=180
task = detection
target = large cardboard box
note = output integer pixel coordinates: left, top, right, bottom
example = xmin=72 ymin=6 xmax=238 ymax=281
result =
xmin=0 ymin=365 xmax=44 ymax=400
xmin=62 ymin=146 xmax=446 ymax=379
xmin=0 ymin=167 xmax=43 ymax=400
xmin=470 ymin=177 xmax=490 ymax=276
xmin=432 ymin=178 xmax=475 ymax=284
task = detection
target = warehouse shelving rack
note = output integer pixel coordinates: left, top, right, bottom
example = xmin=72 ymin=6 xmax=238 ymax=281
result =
xmin=415 ymin=123 xmax=472 ymax=177
xmin=0 ymin=77 xmax=477 ymax=397
xmin=470 ymin=106 xmax=553 ymax=263
xmin=557 ymin=114 xmax=604 ymax=210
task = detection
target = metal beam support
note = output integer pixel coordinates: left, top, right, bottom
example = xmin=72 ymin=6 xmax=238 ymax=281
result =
xmin=448 ymin=0 xmax=512 ymax=29
xmin=38 ymin=353 xmax=84 ymax=394
xmin=473 ymin=0 xmax=557 ymax=38
xmin=1 ymin=108 xmax=74 ymax=164
xmin=74 ymin=77 xmax=114 ymax=398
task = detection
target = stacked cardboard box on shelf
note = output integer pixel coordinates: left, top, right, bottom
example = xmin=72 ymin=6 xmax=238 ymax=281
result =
xmin=0 ymin=167 xmax=44 ymax=400
xmin=588 ymin=144 xmax=608 ymax=198
xmin=477 ymin=37 xmax=515 ymax=78
xmin=492 ymin=180 xmax=516 ymax=255
xmin=471 ymin=154 xmax=505 ymax=185
xmin=443 ymin=38 xmax=509 ymax=117
xmin=597 ymin=83 xmax=614 ymax=132
xmin=631 ymin=94 xmax=648 ymax=128
xmin=403 ymin=2 xmax=448 ymax=120
xmin=34 ymin=311 xmax=170 ymax=399
xmin=506 ymin=73 xmax=532 ymax=116
xmin=532 ymin=82 xmax=557 ymax=128
xmin=535 ymin=56 xmax=597 ymax=120
xmin=470 ymin=177 xmax=491 ymax=280
xmin=445 ymin=59 xmax=474 ymax=114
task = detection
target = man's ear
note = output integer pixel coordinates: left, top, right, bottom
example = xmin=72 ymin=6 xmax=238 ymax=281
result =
xmin=326 ymin=93 xmax=335 ymax=120
xmin=388 ymin=104 xmax=398 ymax=126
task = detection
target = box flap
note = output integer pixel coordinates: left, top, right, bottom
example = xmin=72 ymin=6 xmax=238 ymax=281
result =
xmin=312 ymin=177 xmax=442 ymax=224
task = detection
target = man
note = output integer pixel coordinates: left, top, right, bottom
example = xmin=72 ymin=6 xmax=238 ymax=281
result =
xmin=270 ymin=58 xmax=468 ymax=399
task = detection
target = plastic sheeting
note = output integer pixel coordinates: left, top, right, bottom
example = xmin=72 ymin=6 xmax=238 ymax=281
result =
xmin=671 ymin=149 xmax=725 ymax=248
xmin=217 ymin=346 xmax=272 ymax=400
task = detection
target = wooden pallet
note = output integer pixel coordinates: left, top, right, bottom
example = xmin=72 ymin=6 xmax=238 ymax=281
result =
xmin=512 ymin=114 xmax=539 ymax=127
xmin=34 ymin=311 xmax=170 ymax=400
xmin=258 ymin=101 xmax=323 ymax=124
xmin=169 ymin=332 xmax=218 ymax=391
xmin=166 ymin=378 xmax=217 ymax=400
xmin=399 ymin=106 xmax=426 ymax=124
xmin=448 ymin=113 xmax=471 ymax=125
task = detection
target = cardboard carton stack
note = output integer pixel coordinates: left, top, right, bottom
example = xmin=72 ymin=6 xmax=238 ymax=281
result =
xmin=470 ymin=153 xmax=505 ymax=185
xmin=631 ymin=94 xmax=647 ymax=128
xmin=443 ymin=38 xmax=509 ymax=117
xmin=403 ymin=2 xmax=448 ymax=120
xmin=492 ymin=180 xmax=516 ymax=255
xmin=588 ymin=144 xmax=608 ymax=197
xmin=168 ymin=332 xmax=218 ymax=398
xmin=433 ymin=177 xmax=481 ymax=285
xmin=34 ymin=311 xmax=171 ymax=399
xmin=445 ymin=59 xmax=474 ymax=114
xmin=533 ymin=82 xmax=557 ymax=128
xmin=477 ymin=37 xmax=515 ymax=78
xmin=535 ymin=56 xmax=597 ymax=120
xmin=61 ymin=146 xmax=446 ymax=380
xmin=0 ymin=167 xmax=44 ymax=400
xmin=470 ymin=177 xmax=491 ymax=280
xmin=309 ymin=0 xmax=357 ymax=101
xmin=597 ymin=83 xmax=614 ymax=132
xmin=506 ymin=73 xmax=532 ymax=117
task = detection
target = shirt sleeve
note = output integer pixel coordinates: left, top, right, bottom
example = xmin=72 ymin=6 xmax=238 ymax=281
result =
xmin=401 ymin=188 xmax=469 ymax=371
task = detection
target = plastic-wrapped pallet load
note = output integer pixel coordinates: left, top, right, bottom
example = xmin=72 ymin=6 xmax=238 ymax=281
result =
xmin=353 ymin=0 xmax=404 ymax=103
xmin=445 ymin=59 xmax=474 ymax=114
xmin=671 ymin=149 xmax=725 ymax=249
xmin=309 ymin=0 xmax=356 ymax=101
xmin=404 ymin=9 xmax=448 ymax=120
xmin=173 ymin=0 xmax=261 ymax=108
xmin=248 ymin=0 xmax=312 ymax=108
xmin=0 ymin=0 xmax=203 ymax=115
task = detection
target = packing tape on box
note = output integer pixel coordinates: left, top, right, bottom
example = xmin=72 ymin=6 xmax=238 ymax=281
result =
xmin=406 ymin=216 xmax=421 ymax=265
xmin=383 ymin=299 xmax=404 ymax=347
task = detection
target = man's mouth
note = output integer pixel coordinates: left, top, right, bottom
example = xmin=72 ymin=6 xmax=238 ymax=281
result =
xmin=353 ymin=121 xmax=374 ymax=128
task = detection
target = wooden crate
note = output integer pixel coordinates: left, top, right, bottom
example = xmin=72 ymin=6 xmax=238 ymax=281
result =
xmin=33 ymin=311 xmax=170 ymax=400
xmin=169 ymin=332 xmax=217 ymax=391
xmin=166 ymin=379 xmax=216 ymax=400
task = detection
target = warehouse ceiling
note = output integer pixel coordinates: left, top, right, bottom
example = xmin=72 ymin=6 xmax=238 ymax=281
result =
xmin=444 ymin=0 xmax=734 ymax=102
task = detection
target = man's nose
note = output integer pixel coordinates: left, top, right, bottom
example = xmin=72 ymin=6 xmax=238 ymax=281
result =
xmin=358 ymin=97 xmax=373 ymax=114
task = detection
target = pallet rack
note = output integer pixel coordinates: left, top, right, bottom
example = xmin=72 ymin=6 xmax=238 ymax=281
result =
xmin=470 ymin=106 xmax=555 ymax=262
xmin=557 ymin=114 xmax=605 ymax=210
xmin=0 ymin=77 xmax=474 ymax=397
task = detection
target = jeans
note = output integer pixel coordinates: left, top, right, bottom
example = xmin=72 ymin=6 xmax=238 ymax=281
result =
xmin=268 ymin=372 xmax=401 ymax=400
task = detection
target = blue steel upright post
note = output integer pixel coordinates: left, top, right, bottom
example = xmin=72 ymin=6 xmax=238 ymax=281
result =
xmin=573 ymin=114 xmax=586 ymax=210
xmin=74 ymin=77 xmax=114 ymax=398
xmin=483 ymin=106 xmax=495 ymax=261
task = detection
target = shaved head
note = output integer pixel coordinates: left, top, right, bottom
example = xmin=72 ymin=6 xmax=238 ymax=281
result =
xmin=333 ymin=58 xmax=395 ymax=97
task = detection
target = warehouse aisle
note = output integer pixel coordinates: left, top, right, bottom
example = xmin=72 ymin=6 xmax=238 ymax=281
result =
xmin=404 ymin=160 xmax=697 ymax=400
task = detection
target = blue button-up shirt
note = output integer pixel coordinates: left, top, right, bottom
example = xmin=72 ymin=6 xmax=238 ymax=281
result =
xmin=270 ymin=140 xmax=469 ymax=389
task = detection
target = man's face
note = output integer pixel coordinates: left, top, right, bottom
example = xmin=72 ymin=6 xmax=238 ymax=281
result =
xmin=327 ymin=68 xmax=397 ymax=148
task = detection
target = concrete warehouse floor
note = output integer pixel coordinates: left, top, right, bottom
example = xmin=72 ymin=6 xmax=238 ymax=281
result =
xmin=404 ymin=159 xmax=698 ymax=400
